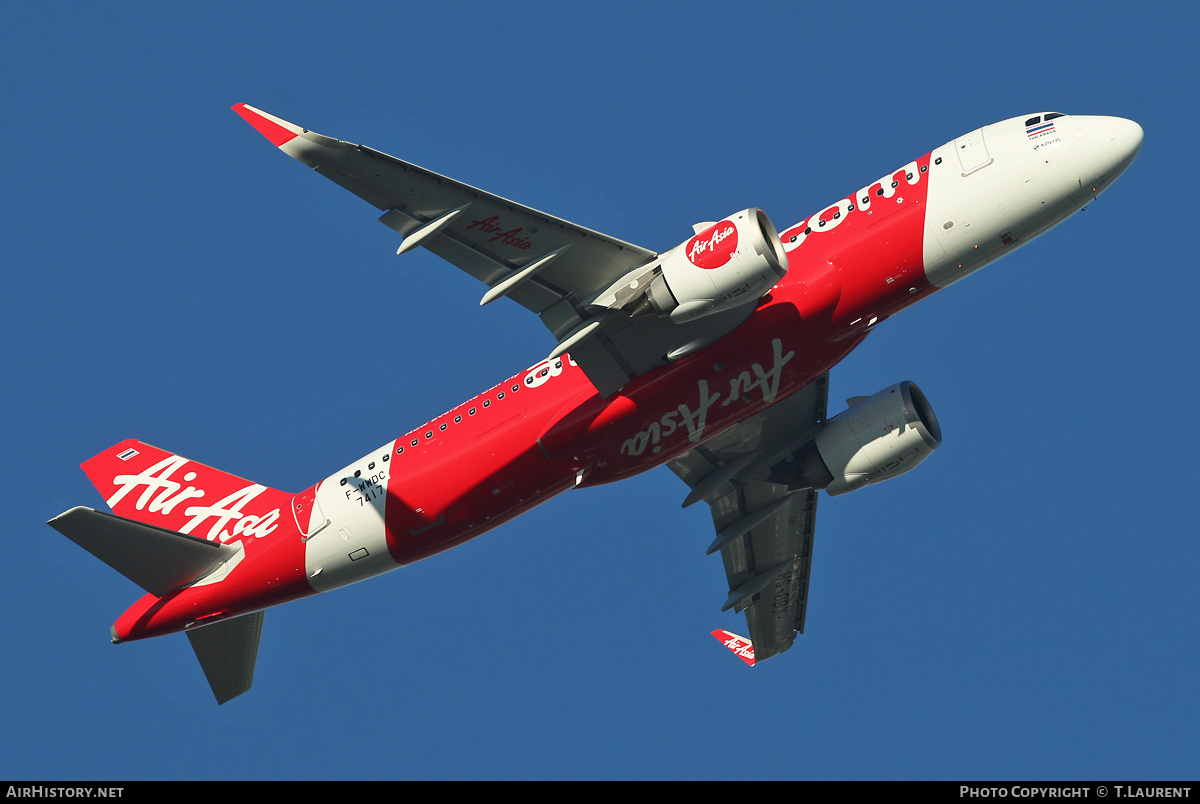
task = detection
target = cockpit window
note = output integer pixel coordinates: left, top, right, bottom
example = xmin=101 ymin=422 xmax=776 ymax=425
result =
xmin=1044 ymin=112 xmax=1065 ymax=121
xmin=1025 ymin=116 xmax=1041 ymax=127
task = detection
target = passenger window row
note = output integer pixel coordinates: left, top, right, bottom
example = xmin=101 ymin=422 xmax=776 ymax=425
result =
xmin=394 ymin=380 xmax=524 ymax=454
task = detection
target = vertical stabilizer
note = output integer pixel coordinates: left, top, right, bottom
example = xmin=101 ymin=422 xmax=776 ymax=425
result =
xmin=79 ymin=439 xmax=290 ymax=545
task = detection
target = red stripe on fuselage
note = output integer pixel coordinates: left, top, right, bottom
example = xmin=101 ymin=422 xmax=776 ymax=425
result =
xmin=779 ymin=154 xmax=938 ymax=325
xmin=382 ymin=370 xmax=588 ymax=565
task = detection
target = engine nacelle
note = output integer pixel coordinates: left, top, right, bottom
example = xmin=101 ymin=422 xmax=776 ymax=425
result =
xmin=778 ymin=382 xmax=942 ymax=496
xmin=632 ymin=208 xmax=789 ymax=323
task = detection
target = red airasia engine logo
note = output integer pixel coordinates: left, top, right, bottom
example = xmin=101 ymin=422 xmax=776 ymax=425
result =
xmin=686 ymin=220 xmax=738 ymax=269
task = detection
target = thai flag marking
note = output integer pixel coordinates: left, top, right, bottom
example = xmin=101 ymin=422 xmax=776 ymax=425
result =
xmin=1027 ymin=122 xmax=1055 ymax=138
xmin=116 ymin=448 xmax=139 ymax=461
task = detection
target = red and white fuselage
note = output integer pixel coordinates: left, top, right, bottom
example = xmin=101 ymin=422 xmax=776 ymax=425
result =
xmin=77 ymin=112 xmax=1142 ymax=645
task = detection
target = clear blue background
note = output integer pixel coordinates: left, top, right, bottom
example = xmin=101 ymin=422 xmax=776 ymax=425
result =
xmin=2 ymin=1 xmax=1194 ymax=781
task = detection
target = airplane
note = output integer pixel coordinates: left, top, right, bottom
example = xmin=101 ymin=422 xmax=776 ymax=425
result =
xmin=48 ymin=105 xmax=1143 ymax=704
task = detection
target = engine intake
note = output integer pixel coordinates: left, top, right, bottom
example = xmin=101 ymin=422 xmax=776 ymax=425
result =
xmin=775 ymin=382 xmax=942 ymax=496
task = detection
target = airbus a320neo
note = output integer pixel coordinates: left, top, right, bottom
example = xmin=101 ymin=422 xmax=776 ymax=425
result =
xmin=49 ymin=105 xmax=1142 ymax=703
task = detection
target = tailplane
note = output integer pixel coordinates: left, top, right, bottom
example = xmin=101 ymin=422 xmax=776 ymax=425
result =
xmin=186 ymin=612 xmax=264 ymax=705
xmin=50 ymin=439 xmax=288 ymax=705
xmin=48 ymin=507 xmax=237 ymax=597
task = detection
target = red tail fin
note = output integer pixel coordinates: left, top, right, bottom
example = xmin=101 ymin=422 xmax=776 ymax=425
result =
xmin=82 ymin=440 xmax=290 ymax=546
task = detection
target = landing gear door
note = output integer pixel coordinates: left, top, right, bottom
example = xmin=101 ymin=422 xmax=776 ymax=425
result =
xmin=292 ymin=485 xmax=330 ymax=540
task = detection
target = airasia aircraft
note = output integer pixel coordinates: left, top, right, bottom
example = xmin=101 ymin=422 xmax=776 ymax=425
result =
xmin=49 ymin=105 xmax=1142 ymax=703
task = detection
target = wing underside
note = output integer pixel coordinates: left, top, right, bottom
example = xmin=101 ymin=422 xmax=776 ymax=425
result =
xmin=667 ymin=374 xmax=829 ymax=661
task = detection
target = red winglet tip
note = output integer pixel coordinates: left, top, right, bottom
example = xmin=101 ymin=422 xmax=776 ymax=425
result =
xmin=232 ymin=103 xmax=299 ymax=147
xmin=712 ymin=630 xmax=756 ymax=666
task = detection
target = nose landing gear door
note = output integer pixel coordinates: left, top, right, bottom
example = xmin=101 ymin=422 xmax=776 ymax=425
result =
xmin=292 ymin=485 xmax=330 ymax=541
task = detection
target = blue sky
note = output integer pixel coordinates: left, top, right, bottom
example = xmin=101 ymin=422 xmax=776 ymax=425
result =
xmin=2 ymin=2 xmax=1195 ymax=781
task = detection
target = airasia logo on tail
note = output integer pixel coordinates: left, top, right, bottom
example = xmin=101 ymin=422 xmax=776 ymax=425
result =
xmin=687 ymin=221 xmax=738 ymax=269
xmin=106 ymin=455 xmax=280 ymax=544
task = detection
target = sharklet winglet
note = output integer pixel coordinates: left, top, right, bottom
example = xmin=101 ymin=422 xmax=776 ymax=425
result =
xmin=232 ymin=103 xmax=301 ymax=147
xmin=712 ymin=629 xmax=756 ymax=666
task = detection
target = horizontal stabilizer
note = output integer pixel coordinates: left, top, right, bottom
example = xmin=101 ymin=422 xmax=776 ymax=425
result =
xmin=187 ymin=612 xmax=264 ymax=705
xmin=48 ymin=507 xmax=237 ymax=597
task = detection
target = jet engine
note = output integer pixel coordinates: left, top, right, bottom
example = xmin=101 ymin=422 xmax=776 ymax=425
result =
xmin=774 ymin=382 xmax=942 ymax=496
xmin=595 ymin=209 xmax=789 ymax=323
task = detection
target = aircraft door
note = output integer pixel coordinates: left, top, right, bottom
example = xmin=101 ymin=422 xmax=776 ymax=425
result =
xmin=955 ymin=129 xmax=993 ymax=175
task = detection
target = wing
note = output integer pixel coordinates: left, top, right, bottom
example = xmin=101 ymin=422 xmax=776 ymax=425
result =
xmin=234 ymin=104 xmax=750 ymax=396
xmin=666 ymin=374 xmax=829 ymax=662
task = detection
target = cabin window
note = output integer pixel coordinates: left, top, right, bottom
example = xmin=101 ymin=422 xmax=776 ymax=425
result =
xmin=439 ymin=423 xmax=447 ymax=431
xmin=411 ymin=439 xmax=418 ymax=447
xmin=425 ymin=431 xmax=433 ymax=439
xmin=469 ymin=407 xmax=476 ymax=415
xmin=497 ymin=392 xmax=505 ymax=400
xmin=484 ymin=400 xmax=491 ymax=408
xmin=454 ymin=415 xmax=462 ymax=423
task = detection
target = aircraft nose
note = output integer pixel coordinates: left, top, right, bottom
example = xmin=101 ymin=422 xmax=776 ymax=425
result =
xmin=1061 ymin=115 xmax=1144 ymax=203
xmin=1096 ymin=116 xmax=1144 ymax=174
